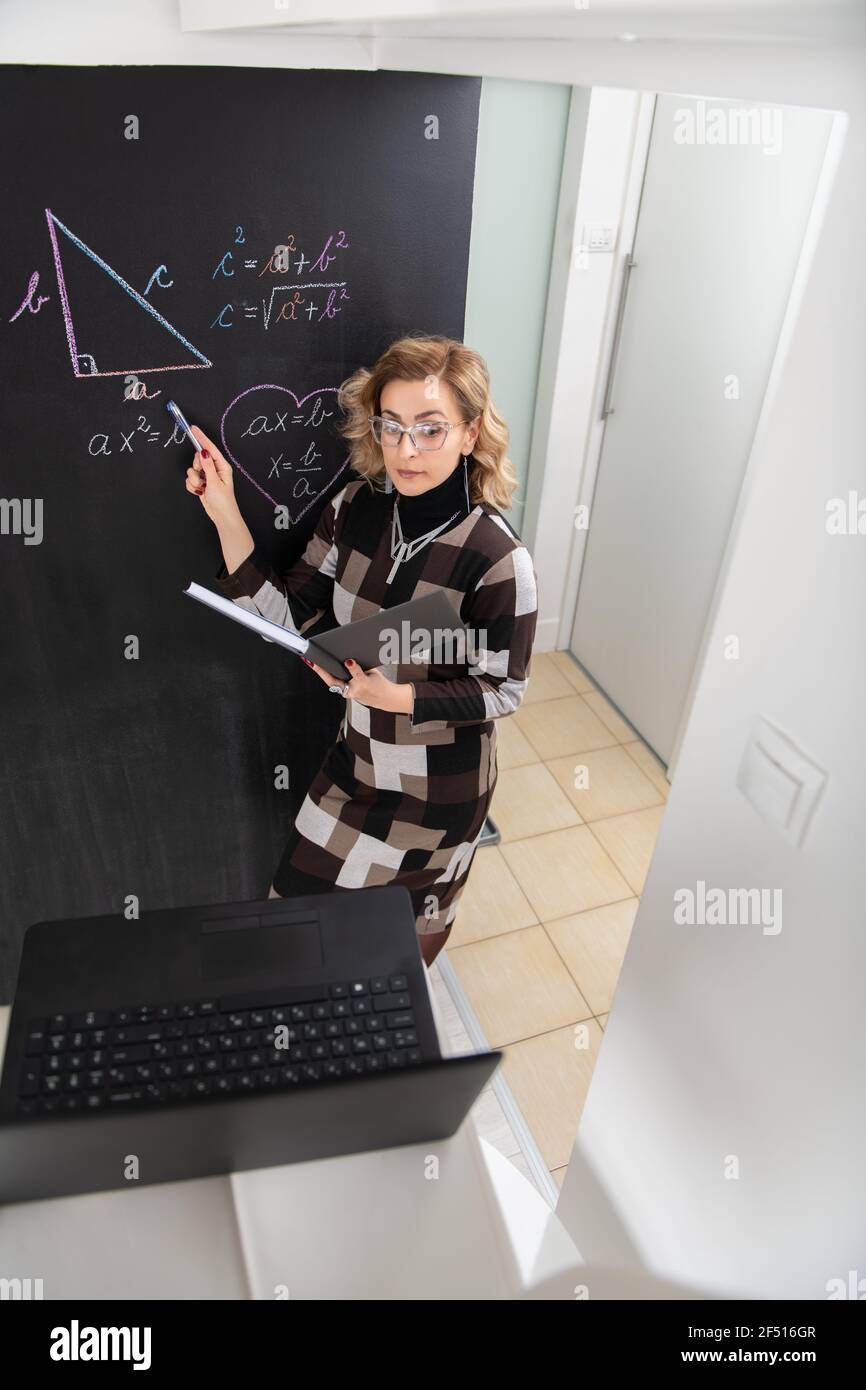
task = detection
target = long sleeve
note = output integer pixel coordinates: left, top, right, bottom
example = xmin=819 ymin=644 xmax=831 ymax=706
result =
xmin=215 ymin=484 xmax=349 ymax=637
xmin=408 ymin=543 xmax=538 ymax=732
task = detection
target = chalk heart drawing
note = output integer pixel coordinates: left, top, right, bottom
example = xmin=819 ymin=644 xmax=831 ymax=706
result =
xmin=220 ymin=383 xmax=351 ymax=522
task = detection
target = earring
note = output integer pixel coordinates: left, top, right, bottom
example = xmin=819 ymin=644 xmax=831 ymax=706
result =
xmin=462 ymin=453 xmax=471 ymax=513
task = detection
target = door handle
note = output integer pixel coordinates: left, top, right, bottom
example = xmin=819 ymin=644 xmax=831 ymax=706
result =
xmin=600 ymin=254 xmax=637 ymax=420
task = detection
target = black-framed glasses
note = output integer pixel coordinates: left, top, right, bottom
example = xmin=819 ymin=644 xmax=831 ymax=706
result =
xmin=368 ymin=415 xmax=476 ymax=452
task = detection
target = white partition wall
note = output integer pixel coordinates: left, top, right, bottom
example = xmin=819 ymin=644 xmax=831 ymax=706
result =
xmin=557 ymin=92 xmax=860 ymax=1297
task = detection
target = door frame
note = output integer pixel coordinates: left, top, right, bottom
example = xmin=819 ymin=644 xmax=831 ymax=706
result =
xmin=556 ymin=92 xmax=655 ymax=652
xmin=521 ymin=86 xmax=654 ymax=654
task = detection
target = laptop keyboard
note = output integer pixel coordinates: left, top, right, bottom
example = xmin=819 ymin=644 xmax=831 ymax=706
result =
xmin=13 ymin=974 xmax=425 ymax=1118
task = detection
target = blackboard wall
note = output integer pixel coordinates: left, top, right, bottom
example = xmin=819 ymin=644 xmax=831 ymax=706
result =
xmin=0 ymin=64 xmax=480 ymax=999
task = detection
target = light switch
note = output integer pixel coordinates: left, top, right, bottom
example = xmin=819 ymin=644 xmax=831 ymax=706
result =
xmin=736 ymin=716 xmax=827 ymax=847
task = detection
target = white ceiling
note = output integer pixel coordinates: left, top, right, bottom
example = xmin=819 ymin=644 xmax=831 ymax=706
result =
xmin=179 ymin=0 xmax=866 ymax=47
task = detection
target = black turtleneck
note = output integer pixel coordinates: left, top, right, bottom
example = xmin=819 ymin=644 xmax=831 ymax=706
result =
xmin=370 ymin=455 xmax=477 ymax=610
xmin=393 ymin=455 xmax=473 ymax=540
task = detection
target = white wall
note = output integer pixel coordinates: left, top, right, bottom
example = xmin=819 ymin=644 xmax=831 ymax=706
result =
xmin=464 ymin=78 xmax=572 ymax=536
xmin=1 ymin=0 xmax=373 ymax=66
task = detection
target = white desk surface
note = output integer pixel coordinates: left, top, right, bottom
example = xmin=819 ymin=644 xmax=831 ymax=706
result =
xmin=0 ymin=970 xmax=581 ymax=1299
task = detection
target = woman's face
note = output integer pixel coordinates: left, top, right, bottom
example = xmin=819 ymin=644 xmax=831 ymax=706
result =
xmin=377 ymin=378 xmax=479 ymax=497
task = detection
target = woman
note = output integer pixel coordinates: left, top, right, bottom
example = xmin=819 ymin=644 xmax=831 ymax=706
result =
xmin=185 ymin=335 xmax=538 ymax=967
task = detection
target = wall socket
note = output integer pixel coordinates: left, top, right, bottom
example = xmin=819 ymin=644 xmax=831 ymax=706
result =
xmin=580 ymin=223 xmax=618 ymax=253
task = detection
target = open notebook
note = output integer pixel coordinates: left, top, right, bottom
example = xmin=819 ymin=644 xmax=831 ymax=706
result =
xmin=184 ymin=581 xmax=467 ymax=682
xmin=185 ymin=581 xmax=310 ymax=658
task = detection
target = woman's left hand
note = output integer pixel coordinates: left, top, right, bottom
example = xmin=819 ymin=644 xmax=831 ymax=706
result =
xmin=305 ymin=658 xmax=414 ymax=714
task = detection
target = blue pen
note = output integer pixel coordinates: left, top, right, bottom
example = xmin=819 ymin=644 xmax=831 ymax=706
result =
xmin=165 ymin=399 xmax=201 ymax=452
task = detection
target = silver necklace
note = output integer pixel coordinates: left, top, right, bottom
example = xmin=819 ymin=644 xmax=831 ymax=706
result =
xmin=386 ymin=501 xmax=461 ymax=585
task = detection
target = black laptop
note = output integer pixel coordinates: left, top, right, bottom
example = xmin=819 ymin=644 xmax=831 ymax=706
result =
xmin=0 ymin=886 xmax=500 ymax=1206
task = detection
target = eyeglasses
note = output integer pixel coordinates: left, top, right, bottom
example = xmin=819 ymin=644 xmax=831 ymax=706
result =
xmin=368 ymin=415 xmax=476 ymax=452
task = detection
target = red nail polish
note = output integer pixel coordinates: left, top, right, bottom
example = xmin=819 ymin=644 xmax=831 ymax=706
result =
xmin=201 ymin=449 xmax=210 ymax=459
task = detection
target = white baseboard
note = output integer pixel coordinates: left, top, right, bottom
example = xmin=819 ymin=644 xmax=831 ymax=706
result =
xmin=533 ymin=616 xmax=561 ymax=653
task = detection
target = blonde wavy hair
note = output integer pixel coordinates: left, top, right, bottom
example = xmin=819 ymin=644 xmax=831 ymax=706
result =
xmin=336 ymin=334 xmax=518 ymax=512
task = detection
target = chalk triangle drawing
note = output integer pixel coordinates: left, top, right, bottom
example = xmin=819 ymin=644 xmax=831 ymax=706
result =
xmin=46 ymin=208 xmax=212 ymax=378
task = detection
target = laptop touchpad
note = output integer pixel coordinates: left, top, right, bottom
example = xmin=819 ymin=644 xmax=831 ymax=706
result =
xmin=201 ymin=915 xmax=324 ymax=981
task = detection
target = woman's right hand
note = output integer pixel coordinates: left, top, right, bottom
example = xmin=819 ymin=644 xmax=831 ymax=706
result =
xmin=184 ymin=426 xmax=242 ymax=529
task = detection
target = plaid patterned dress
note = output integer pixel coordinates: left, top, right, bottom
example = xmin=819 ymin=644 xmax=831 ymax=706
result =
xmin=216 ymin=469 xmax=538 ymax=936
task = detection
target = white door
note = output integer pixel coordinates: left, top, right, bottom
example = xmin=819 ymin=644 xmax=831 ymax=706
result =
xmin=569 ymin=94 xmax=833 ymax=765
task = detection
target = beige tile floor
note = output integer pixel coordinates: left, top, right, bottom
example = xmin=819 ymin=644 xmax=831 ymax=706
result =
xmin=440 ymin=650 xmax=670 ymax=1196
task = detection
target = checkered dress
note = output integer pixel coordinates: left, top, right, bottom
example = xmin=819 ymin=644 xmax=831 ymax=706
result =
xmin=217 ymin=476 xmax=538 ymax=936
